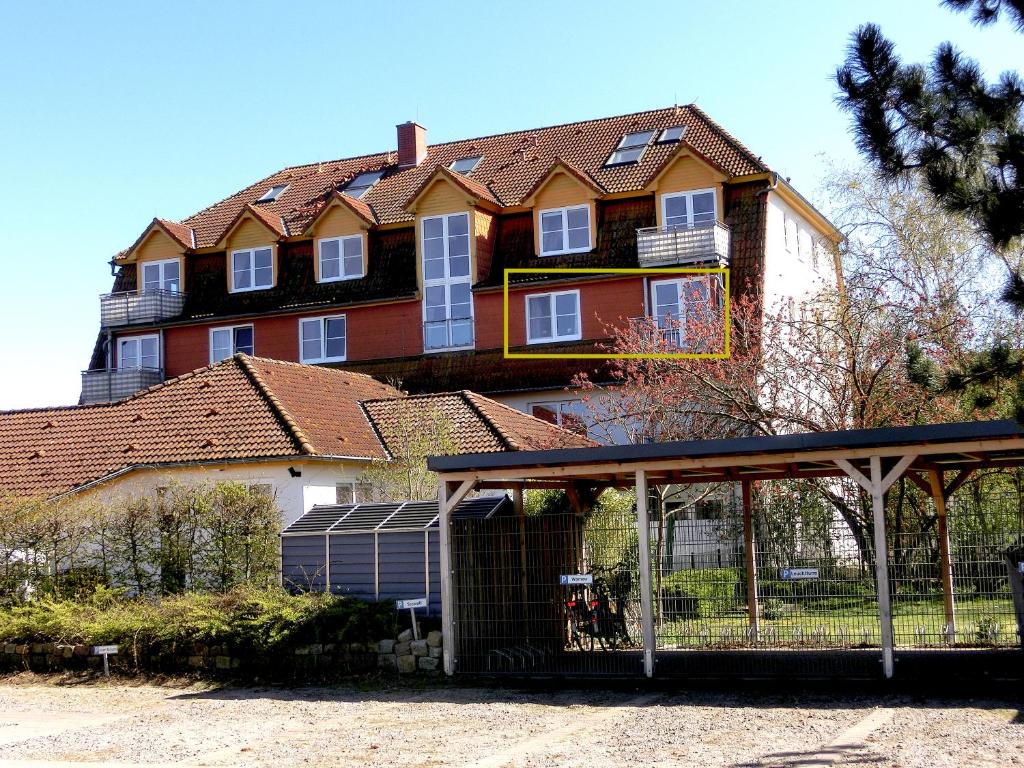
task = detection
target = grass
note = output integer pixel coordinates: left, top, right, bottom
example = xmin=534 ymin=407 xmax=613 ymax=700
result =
xmin=656 ymin=597 xmax=1019 ymax=649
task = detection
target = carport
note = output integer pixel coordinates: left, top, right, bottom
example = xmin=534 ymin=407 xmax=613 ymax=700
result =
xmin=428 ymin=420 xmax=1024 ymax=679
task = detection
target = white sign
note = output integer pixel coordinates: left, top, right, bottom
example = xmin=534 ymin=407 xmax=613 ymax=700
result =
xmin=1018 ymin=561 xmax=1024 ymax=575
xmin=92 ymin=645 xmax=119 ymax=655
xmin=560 ymin=574 xmax=593 ymax=586
xmin=781 ymin=568 xmax=819 ymax=581
xmin=396 ymin=598 xmax=428 ymax=610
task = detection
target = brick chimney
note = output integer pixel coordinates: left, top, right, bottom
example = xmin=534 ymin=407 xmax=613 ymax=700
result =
xmin=397 ymin=121 xmax=427 ymax=168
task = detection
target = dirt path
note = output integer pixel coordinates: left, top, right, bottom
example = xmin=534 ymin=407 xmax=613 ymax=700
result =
xmin=0 ymin=679 xmax=1019 ymax=767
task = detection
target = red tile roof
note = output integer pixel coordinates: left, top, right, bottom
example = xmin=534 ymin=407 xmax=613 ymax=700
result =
xmin=360 ymin=391 xmax=596 ymax=457
xmin=122 ymin=105 xmax=768 ymax=254
xmin=0 ymin=357 xmax=590 ymax=498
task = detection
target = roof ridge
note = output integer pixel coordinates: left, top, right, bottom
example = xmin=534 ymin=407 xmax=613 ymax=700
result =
xmin=458 ymin=390 xmax=514 ymax=451
xmin=281 ymin=105 xmax=694 ymax=173
xmin=685 ymin=104 xmax=766 ymax=172
xmin=463 ymin=389 xmax=594 ymax=443
xmin=357 ymin=401 xmax=394 ymax=462
xmin=246 ymin=355 xmax=395 ymax=386
xmin=234 ymin=354 xmax=317 ymax=455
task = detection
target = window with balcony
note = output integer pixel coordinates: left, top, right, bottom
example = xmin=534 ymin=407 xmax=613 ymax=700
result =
xmin=539 ymin=205 xmax=591 ymax=256
xmin=299 ymin=315 xmax=347 ymax=363
xmin=318 ymin=235 xmax=363 ymax=282
xmin=526 ymin=289 xmax=581 ymax=344
xmin=231 ymin=247 xmax=273 ymax=292
xmin=662 ymin=189 xmax=717 ymax=230
xmin=210 ymin=324 xmax=254 ymax=363
xmin=141 ymin=259 xmax=181 ymax=293
xmin=650 ymin=277 xmax=717 ymax=347
xmin=422 ymin=212 xmax=474 ymax=351
xmin=118 ymin=335 xmax=160 ymax=370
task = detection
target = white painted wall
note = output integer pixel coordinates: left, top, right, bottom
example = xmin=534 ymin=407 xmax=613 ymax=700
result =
xmin=495 ymin=388 xmax=629 ymax=445
xmin=82 ymin=458 xmax=370 ymax=529
xmin=763 ymin=193 xmax=836 ymax=314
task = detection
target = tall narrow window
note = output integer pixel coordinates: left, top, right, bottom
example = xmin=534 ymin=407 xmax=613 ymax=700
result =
xmin=209 ymin=325 xmax=254 ymax=363
xmin=538 ymin=205 xmax=591 ymax=256
xmin=299 ymin=315 xmax=347 ymax=363
xmin=662 ymin=189 xmax=717 ymax=230
xmin=526 ymin=290 xmax=581 ymax=344
xmin=119 ymin=335 xmax=160 ymax=370
xmin=141 ymin=260 xmax=181 ymax=293
xmin=421 ymin=212 xmax=474 ymax=351
xmin=318 ymin=236 xmax=363 ymax=282
xmin=231 ymin=247 xmax=273 ymax=292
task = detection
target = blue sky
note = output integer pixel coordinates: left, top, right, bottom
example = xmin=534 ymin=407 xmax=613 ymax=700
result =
xmin=0 ymin=0 xmax=1019 ymax=409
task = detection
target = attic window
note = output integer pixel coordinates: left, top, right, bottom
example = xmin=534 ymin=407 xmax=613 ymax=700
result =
xmin=658 ymin=126 xmax=686 ymax=144
xmin=257 ymin=184 xmax=288 ymax=203
xmin=449 ymin=156 xmax=482 ymax=174
xmin=344 ymin=171 xmax=385 ymax=199
xmin=606 ymin=130 xmax=656 ymax=166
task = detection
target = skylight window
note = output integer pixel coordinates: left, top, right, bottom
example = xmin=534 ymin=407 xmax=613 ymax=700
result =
xmin=658 ymin=126 xmax=686 ymax=144
xmin=256 ymin=184 xmax=288 ymax=203
xmin=606 ymin=130 xmax=656 ymax=166
xmin=344 ymin=171 xmax=385 ymax=199
xmin=449 ymin=155 xmax=482 ymax=174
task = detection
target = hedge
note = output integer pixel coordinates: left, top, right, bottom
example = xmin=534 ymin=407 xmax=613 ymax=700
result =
xmin=661 ymin=567 xmax=741 ymax=618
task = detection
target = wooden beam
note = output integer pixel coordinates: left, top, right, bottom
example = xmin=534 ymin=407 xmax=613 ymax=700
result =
xmin=635 ymin=469 xmax=655 ymax=678
xmin=905 ymin=471 xmax=933 ymax=496
xmin=928 ymin=470 xmax=957 ymax=643
xmin=437 ymin=475 xmax=474 ymax=676
xmin=868 ymin=456 xmax=895 ymax=679
xmin=741 ymin=481 xmax=759 ymax=643
xmin=943 ymin=468 xmax=976 ymax=499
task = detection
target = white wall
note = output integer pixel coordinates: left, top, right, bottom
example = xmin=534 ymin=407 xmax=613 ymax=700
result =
xmin=495 ymin=388 xmax=630 ymax=445
xmin=763 ymin=193 xmax=836 ymax=314
xmin=83 ymin=458 xmax=369 ymax=529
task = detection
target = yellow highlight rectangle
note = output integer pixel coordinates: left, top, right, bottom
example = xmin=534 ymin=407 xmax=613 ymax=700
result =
xmin=502 ymin=267 xmax=731 ymax=360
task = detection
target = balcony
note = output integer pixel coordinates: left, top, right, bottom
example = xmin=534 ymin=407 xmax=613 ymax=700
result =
xmin=99 ymin=289 xmax=185 ymax=328
xmin=423 ymin=318 xmax=475 ymax=352
xmin=636 ymin=221 xmax=730 ymax=267
xmin=80 ymin=367 xmax=164 ymax=405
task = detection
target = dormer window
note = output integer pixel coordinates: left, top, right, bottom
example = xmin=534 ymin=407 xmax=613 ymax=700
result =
xmin=231 ymin=247 xmax=273 ymax=292
xmin=141 ymin=259 xmax=180 ymax=293
xmin=606 ymin=130 xmax=655 ymax=166
xmin=318 ymin=235 xmax=363 ymax=282
xmin=539 ymin=205 xmax=591 ymax=256
xmin=658 ymin=126 xmax=686 ymax=144
xmin=662 ymin=189 xmax=717 ymax=230
xmin=344 ymin=171 xmax=384 ymax=199
xmin=449 ymin=156 xmax=482 ymax=174
xmin=256 ymin=184 xmax=288 ymax=203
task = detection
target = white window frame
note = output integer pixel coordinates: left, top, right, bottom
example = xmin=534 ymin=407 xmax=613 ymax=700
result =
xmin=537 ymin=204 xmax=592 ymax=256
xmin=230 ymin=247 xmax=274 ymax=293
xmin=209 ymin=324 xmax=254 ymax=363
xmin=140 ymin=259 xmax=181 ymax=294
xmin=118 ymin=334 xmax=160 ymax=370
xmin=299 ymin=314 xmax=347 ymax=363
xmin=421 ymin=212 xmax=475 ymax=353
xmin=525 ymin=289 xmax=582 ymax=344
xmin=317 ymin=235 xmax=363 ymax=283
xmin=661 ymin=188 xmax=718 ymax=230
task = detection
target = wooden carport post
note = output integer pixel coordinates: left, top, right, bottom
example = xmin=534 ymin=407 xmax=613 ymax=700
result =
xmin=835 ymin=454 xmax=916 ymax=679
xmin=741 ymin=481 xmax=759 ymax=642
xmin=635 ymin=469 xmax=656 ymax=678
xmin=438 ymin=476 xmax=475 ymax=676
xmin=927 ymin=470 xmax=957 ymax=644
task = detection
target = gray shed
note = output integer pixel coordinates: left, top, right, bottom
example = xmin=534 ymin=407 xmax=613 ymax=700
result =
xmin=280 ymin=495 xmax=511 ymax=614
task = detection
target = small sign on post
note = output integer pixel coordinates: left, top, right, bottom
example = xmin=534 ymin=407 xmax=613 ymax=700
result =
xmin=781 ymin=568 xmax=820 ymax=581
xmin=92 ymin=645 xmax=118 ymax=677
xmin=559 ymin=574 xmax=593 ymax=586
xmin=396 ymin=598 xmax=427 ymax=641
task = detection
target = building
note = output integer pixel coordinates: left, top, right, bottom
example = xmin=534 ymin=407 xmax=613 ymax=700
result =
xmin=2 ymin=355 xmax=593 ymax=525
xmin=84 ymin=105 xmax=841 ymax=436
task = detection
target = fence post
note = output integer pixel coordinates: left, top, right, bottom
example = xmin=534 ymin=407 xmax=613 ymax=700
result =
xmin=927 ymin=471 xmax=957 ymax=644
xmin=636 ymin=469 xmax=656 ymax=678
xmin=741 ymin=481 xmax=760 ymax=643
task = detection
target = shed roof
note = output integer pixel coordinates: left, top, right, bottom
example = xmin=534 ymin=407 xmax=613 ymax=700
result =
xmin=282 ymin=494 xmax=511 ymax=535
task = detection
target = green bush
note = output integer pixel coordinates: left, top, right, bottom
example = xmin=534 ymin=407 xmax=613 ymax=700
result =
xmin=661 ymin=568 xmax=740 ymax=617
xmin=0 ymin=584 xmax=395 ymax=657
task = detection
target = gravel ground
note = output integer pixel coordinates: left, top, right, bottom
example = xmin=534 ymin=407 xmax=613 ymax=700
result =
xmin=0 ymin=676 xmax=1020 ymax=768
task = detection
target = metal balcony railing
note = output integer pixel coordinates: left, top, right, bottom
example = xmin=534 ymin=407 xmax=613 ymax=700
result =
xmin=80 ymin=367 xmax=164 ymax=404
xmin=99 ymin=289 xmax=185 ymax=328
xmin=628 ymin=316 xmax=686 ymax=349
xmin=636 ymin=221 xmax=730 ymax=267
xmin=423 ymin=318 xmax=475 ymax=352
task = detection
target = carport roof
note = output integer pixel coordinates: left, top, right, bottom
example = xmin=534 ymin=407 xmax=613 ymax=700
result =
xmin=427 ymin=419 xmax=1024 ymax=487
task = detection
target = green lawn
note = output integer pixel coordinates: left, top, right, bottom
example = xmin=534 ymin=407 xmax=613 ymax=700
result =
xmin=655 ymin=597 xmax=1019 ymax=649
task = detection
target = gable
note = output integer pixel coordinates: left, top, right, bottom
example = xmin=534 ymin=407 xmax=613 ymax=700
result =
xmin=647 ymin=153 xmax=727 ymax=228
xmin=413 ymin=177 xmax=476 ymax=218
xmin=310 ymin=203 xmax=370 ymax=239
xmin=225 ymin=216 xmax=277 ymax=251
xmin=531 ymin=171 xmax=598 ymax=211
xmin=135 ymin=229 xmax=185 ymax=263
